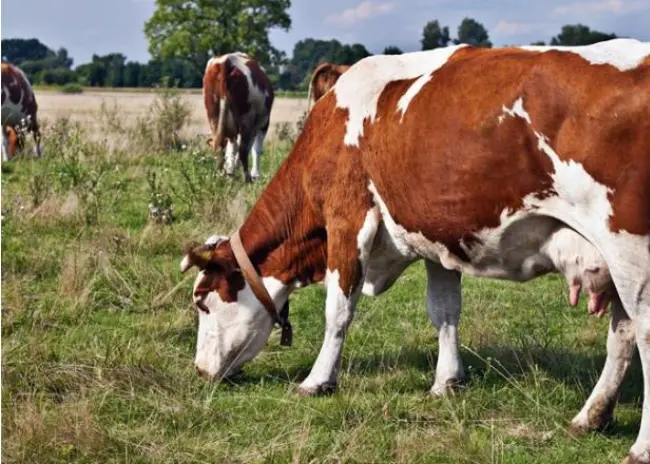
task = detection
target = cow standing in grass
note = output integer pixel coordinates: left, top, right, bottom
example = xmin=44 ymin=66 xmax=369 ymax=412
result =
xmin=1 ymin=62 xmax=42 ymax=161
xmin=182 ymin=39 xmax=650 ymax=463
xmin=306 ymin=62 xmax=350 ymax=113
xmin=203 ymin=52 xmax=274 ymax=183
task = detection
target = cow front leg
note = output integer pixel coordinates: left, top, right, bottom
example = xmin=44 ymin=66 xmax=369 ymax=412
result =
xmin=570 ymin=295 xmax=636 ymax=435
xmin=425 ymin=260 xmax=465 ymax=396
xmin=298 ymin=208 xmax=380 ymax=396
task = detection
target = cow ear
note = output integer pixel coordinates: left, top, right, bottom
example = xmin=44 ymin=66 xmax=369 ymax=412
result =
xmin=180 ymin=236 xmax=235 ymax=273
xmin=180 ymin=242 xmax=214 ymax=273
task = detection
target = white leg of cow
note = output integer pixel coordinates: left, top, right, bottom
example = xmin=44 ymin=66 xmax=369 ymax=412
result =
xmin=425 ymin=260 xmax=465 ymax=396
xmin=598 ymin=243 xmax=650 ymax=464
xmin=570 ymin=295 xmax=636 ymax=434
xmin=298 ymin=269 xmax=362 ymax=395
xmin=223 ymin=139 xmax=239 ymax=176
xmin=1 ymin=127 xmax=8 ymax=162
xmin=250 ymin=131 xmax=264 ymax=180
xmin=298 ymin=209 xmax=380 ymax=395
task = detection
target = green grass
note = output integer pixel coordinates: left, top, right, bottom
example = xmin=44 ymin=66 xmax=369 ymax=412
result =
xmin=1 ymin=115 xmax=643 ymax=463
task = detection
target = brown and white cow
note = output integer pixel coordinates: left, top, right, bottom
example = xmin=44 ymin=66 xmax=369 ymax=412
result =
xmin=306 ymin=62 xmax=350 ymax=112
xmin=1 ymin=62 xmax=42 ymax=161
xmin=181 ymin=39 xmax=650 ymax=463
xmin=203 ymin=52 xmax=274 ymax=183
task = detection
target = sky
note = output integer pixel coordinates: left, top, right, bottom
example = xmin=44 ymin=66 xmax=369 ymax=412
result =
xmin=2 ymin=0 xmax=650 ymax=66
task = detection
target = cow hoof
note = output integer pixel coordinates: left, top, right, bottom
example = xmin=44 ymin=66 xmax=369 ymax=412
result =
xmin=430 ymin=377 xmax=466 ymax=397
xmin=296 ymin=382 xmax=337 ymax=397
xmin=622 ymin=453 xmax=650 ymax=464
xmin=567 ymin=422 xmax=589 ymax=438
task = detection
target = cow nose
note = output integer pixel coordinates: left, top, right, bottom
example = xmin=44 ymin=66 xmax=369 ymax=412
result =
xmin=195 ymin=365 xmax=211 ymax=379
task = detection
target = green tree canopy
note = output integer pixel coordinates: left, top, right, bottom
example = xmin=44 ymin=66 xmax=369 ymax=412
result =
xmin=286 ymin=38 xmax=371 ymax=89
xmin=421 ymin=20 xmax=450 ymax=50
xmin=454 ymin=17 xmax=492 ymax=47
xmin=144 ymin=0 xmax=291 ymax=74
xmin=383 ymin=45 xmax=403 ymax=55
xmin=550 ymin=24 xmax=617 ymax=45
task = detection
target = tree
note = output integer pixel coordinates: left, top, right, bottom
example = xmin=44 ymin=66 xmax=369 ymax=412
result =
xmin=144 ymin=0 xmax=291 ymax=75
xmin=421 ymin=20 xmax=450 ymax=50
xmin=550 ymin=24 xmax=617 ymax=46
xmin=455 ymin=17 xmax=492 ymax=47
xmin=288 ymin=38 xmax=371 ymax=90
xmin=383 ymin=45 xmax=403 ymax=55
xmin=1 ymin=38 xmax=52 ymax=64
xmin=530 ymin=40 xmax=546 ymax=46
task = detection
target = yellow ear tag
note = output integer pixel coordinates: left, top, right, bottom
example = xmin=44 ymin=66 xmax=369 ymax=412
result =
xmin=197 ymin=249 xmax=213 ymax=261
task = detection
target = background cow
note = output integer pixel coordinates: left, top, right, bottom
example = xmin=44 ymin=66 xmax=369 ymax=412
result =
xmin=181 ymin=39 xmax=650 ymax=463
xmin=203 ymin=52 xmax=274 ymax=183
xmin=1 ymin=62 xmax=42 ymax=161
xmin=306 ymin=62 xmax=350 ymax=112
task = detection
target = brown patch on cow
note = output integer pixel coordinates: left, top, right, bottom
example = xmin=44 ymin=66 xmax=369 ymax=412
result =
xmin=308 ymin=63 xmax=351 ymax=108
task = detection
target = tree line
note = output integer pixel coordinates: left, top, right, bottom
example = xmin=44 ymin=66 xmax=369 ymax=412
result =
xmin=1 ymin=0 xmax=623 ymax=92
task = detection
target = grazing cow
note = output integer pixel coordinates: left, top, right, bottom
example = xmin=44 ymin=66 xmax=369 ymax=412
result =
xmin=1 ymin=62 xmax=42 ymax=161
xmin=181 ymin=39 xmax=650 ymax=463
xmin=203 ymin=52 xmax=274 ymax=183
xmin=306 ymin=62 xmax=351 ymax=112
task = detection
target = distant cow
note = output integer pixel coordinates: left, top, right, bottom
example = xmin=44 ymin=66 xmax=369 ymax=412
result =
xmin=203 ymin=52 xmax=274 ymax=183
xmin=1 ymin=62 xmax=42 ymax=161
xmin=306 ymin=63 xmax=350 ymax=112
xmin=181 ymin=39 xmax=650 ymax=463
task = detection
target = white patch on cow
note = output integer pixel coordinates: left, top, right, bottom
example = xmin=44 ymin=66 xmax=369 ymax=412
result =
xmin=357 ymin=208 xmax=380 ymax=262
xmin=521 ymin=38 xmax=650 ymax=71
xmin=334 ymin=45 xmax=468 ymax=146
xmin=193 ymin=272 xmax=289 ymax=379
xmin=498 ymin=97 xmax=531 ymax=125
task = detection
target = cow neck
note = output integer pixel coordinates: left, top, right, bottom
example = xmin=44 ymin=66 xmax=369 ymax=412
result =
xmin=236 ymin=160 xmax=328 ymax=289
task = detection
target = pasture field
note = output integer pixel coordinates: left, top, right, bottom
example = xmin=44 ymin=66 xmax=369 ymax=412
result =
xmin=32 ymin=89 xmax=309 ymax=142
xmin=1 ymin=90 xmax=644 ymax=463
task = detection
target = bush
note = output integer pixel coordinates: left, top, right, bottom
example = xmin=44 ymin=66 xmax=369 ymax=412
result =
xmin=61 ymin=83 xmax=84 ymax=94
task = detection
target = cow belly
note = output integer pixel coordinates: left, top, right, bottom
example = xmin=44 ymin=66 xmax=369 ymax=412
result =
xmin=368 ymin=181 xmax=593 ymax=283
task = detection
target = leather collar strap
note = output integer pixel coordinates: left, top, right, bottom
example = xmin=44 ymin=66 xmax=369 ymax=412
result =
xmin=229 ymin=231 xmax=292 ymax=346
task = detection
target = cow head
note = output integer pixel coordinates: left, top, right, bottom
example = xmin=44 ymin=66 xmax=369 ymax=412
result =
xmin=546 ymin=227 xmax=615 ymax=316
xmin=180 ymin=235 xmax=276 ymax=379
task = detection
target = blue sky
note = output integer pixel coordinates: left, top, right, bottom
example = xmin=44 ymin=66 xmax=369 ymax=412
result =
xmin=2 ymin=0 xmax=649 ymax=66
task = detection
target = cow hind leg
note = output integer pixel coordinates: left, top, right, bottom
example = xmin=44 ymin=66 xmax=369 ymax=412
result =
xmin=33 ymin=126 xmax=42 ymax=157
xmin=298 ymin=207 xmax=380 ymax=396
xmin=592 ymin=239 xmax=650 ymax=463
xmin=223 ymin=139 xmax=239 ymax=177
xmin=237 ymin=136 xmax=253 ymax=184
xmin=250 ymin=129 xmax=266 ymax=180
xmin=569 ymin=295 xmax=636 ymax=435
xmin=425 ymin=260 xmax=466 ymax=396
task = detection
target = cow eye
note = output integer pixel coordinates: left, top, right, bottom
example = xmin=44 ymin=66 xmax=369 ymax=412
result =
xmin=586 ymin=267 xmax=600 ymax=274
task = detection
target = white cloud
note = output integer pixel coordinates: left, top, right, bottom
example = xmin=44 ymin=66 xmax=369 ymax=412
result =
xmin=553 ymin=0 xmax=650 ymax=15
xmin=493 ymin=20 xmax=538 ymax=36
xmin=324 ymin=1 xmax=395 ymax=28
